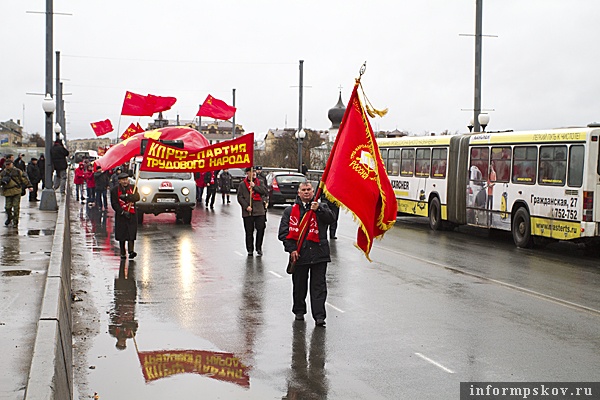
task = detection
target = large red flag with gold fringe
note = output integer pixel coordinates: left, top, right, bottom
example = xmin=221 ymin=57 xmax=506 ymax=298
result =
xmin=320 ymin=81 xmax=397 ymax=260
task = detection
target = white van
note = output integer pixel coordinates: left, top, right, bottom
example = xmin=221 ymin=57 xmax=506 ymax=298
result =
xmin=130 ymin=156 xmax=196 ymax=224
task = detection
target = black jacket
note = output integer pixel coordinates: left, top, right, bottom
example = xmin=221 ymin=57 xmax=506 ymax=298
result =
xmin=278 ymin=197 xmax=335 ymax=265
xmin=26 ymin=163 xmax=42 ymax=184
xmin=94 ymin=170 xmax=110 ymax=189
xmin=50 ymin=142 xmax=69 ymax=171
xmin=110 ymin=185 xmax=140 ymax=242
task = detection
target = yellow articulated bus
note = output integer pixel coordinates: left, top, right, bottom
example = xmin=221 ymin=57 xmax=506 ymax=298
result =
xmin=377 ymin=125 xmax=600 ymax=248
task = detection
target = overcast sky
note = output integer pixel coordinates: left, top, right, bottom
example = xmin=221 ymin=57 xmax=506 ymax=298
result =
xmin=2 ymin=1 xmax=600 ymax=141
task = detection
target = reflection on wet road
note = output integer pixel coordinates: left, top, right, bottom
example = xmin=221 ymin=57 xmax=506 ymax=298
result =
xmin=72 ymin=198 xmax=600 ymax=399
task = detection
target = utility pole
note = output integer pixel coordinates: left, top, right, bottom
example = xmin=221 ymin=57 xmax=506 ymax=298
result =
xmin=297 ymin=60 xmax=304 ymax=173
xmin=473 ymin=0 xmax=483 ymax=132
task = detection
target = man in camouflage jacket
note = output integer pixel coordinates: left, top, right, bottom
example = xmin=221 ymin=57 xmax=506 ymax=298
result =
xmin=0 ymin=160 xmax=32 ymax=227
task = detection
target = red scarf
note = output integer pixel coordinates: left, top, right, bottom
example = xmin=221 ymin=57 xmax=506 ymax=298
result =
xmin=244 ymin=178 xmax=262 ymax=201
xmin=286 ymin=204 xmax=319 ymax=243
xmin=209 ymin=172 xmax=215 ymax=185
xmin=118 ymin=185 xmax=136 ymax=214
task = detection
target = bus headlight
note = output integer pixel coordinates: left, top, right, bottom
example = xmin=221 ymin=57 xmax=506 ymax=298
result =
xmin=141 ymin=186 xmax=152 ymax=196
xmin=181 ymin=187 xmax=190 ymax=196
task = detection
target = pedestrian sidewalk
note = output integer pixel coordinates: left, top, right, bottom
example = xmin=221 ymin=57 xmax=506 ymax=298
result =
xmin=0 ymin=195 xmax=61 ymax=400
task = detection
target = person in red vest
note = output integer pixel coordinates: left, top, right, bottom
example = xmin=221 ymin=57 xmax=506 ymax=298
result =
xmin=203 ymin=170 xmax=220 ymax=209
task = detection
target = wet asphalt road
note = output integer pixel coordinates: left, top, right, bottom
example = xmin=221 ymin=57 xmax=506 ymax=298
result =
xmin=71 ymin=195 xmax=600 ymax=399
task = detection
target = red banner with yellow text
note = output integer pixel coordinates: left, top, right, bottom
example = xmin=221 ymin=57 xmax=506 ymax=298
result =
xmin=140 ymin=133 xmax=253 ymax=173
xmin=137 ymin=349 xmax=249 ymax=387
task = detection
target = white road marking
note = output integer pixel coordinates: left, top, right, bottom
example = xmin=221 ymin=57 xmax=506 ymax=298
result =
xmin=325 ymin=302 xmax=345 ymax=313
xmin=269 ymin=271 xmax=283 ymax=278
xmin=376 ymin=244 xmax=600 ymax=317
xmin=415 ymin=352 xmax=455 ymax=374
xmin=234 ymin=251 xmax=246 ymax=257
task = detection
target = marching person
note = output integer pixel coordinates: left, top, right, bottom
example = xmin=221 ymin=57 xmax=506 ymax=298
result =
xmin=26 ymin=158 xmax=42 ymax=202
xmin=84 ymin=164 xmax=96 ymax=207
xmin=38 ymin=154 xmax=46 ymax=188
xmin=110 ymin=172 xmax=140 ymax=260
xmin=0 ymin=159 xmax=33 ymax=228
xmin=218 ymin=169 xmax=232 ymax=204
xmin=110 ymin=167 xmax=122 ymax=189
xmin=278 ymin=181 xmax=335 ymax=326
xmin=237 ymin=167 xmax=267 ymax=256
xmin=204 ymin=169 xmax=220 ymax=209
xmin=74 ymin=162 xmax=86 ymax=203
xmin=94 ymin=165 xmax=110 ymax=212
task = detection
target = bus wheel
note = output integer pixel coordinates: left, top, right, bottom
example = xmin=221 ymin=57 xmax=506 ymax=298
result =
xmin=428 ymin=197 xmax=442 ymax=231
xmin=512 ymin=208 xmax=533 ymax=248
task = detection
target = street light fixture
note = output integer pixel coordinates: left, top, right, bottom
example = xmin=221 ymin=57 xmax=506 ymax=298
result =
xmin=40 ymin=93 xmax=58 ymax=211
xmin=295 ymin=128 xmax=306 ymax=173
xmin=467 ymin=117 xmax=474 ymax=133
xmin=54 ymin=122 xmax=62 ymax=140
xmin=478 ymin=113 xmax=490 ymax=132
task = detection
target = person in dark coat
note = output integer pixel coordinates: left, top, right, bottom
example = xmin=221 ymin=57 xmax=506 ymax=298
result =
xmin=14 ymin=154 xmax=26 ymax=172
xmin=110 ymin=172 xmax=140 ymax=259
xmin=50 ymin=139 xmax=69 ymax=194
xmin=278 ymin=181 xmax=334 ymax=326
xmin=237 ymin=167 xmax=268 ymax=256
xmin=204 ymin=170 xmax=220 ymax=209
xmin=94 ymin=165 xmax=110 ymax=211
xmin=38 ymin=154 xmax=46 ymax=188
xmin=26 ymin=158 xmax=42 ymax=202
xmin=218 ymin=169 xmax=232 ymax=204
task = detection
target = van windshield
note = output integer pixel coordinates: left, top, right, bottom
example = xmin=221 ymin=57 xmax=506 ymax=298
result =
xmin=139 ymin=171 xmax=192 ymax=180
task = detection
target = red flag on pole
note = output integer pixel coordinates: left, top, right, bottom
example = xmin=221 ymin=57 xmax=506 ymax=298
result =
xmin=196 ymin=95 xmax=236 ymax=120
xmin=120 ymin=123 xmax=139 ymax=140
xmin=121 ymin=91 xmax=152 ymax=116
xmin=90 ymin=119 xmax=113 ymax=136
xmin=136 ymin=123 xmax=144 ymax=133
xmin=146 ymin=94 xmax=177 ymax=114
xmin=320 ymin=81 xmax=397 ymax=260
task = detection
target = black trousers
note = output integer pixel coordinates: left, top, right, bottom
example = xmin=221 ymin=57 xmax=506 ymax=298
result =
xmin=29 ymin=182 xmax=39 ymax=201
xmin=119 ymin=240 xmax=135 ymax=255
xmin=243 ymin=215 xmax=266 ymax=253
xmin=205 ymin=187 xmax=217 ymax=207
xmin=292 ymin=261 xmax=328 ymax=321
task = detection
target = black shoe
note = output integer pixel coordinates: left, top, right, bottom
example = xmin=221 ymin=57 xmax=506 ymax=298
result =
xmin=295 ymin=314 xmax=305 ymax=321
xmin=316 ymin=319 xmax=326 ymax=327
xmin=4 ymin=219 xmax=11 ymax=226
xmin=247 ymin=252 xmax=253 ymax=257
xmin=129 ymin=251 xmax=137 ymax=259
xmin=120 ymin=254 xmax=127 ymax=259
xmin=257 ymin=250 xmax=263 ymax=257
xmin=330 ymin=236 xmax=337 ymax=240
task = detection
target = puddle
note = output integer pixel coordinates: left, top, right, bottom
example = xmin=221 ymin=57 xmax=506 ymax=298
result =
xmin=2 ymin=270 xmax=32 ymax=276
xmin=27 ymin=229 xmax=55 ymax=236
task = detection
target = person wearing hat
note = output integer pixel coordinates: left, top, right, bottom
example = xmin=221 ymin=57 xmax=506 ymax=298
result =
xmin=110 ymin=167 xmax=123 ymax=190
xmin=14 ymin=154 xmax=26 ymax=172
xmin=110 ymin=172 xmax=140 ymax=259
xmin=237 ymin=167 xmax=268 ymax=256
xmin=50 ymin=139 xmax=69 ymax=194
xmin=0 ymin=159 xmax=32 ymax=227
xmin=26 ymin=158 xmax=42 ymax=202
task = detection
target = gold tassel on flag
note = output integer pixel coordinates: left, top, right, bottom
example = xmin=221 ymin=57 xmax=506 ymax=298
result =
xmin=356 ymin=62 xmax=388 ymax=118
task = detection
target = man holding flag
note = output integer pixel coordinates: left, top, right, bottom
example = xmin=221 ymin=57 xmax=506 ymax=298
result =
xmin=278 ymin=181 xmax=335 ymax=327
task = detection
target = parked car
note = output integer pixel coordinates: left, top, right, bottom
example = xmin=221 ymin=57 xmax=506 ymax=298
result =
xmin=265 ymin=171 xmax=307 ymax=207
xmin=129 ymin=156 xmax=196 ymax=224
xmin=229 ymin=168 xmax=246 ymax=192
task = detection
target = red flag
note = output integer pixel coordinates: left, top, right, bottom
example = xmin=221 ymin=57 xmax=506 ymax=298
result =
xmin=320 ymin=82 xmax=397 ymax=260
xmin=97 ymin=146 xmax=106 ymax=156
xmin=120 ymin=123 xmax=138 ymax=140
xmin=121 ymin=91 xmax=152 ymax=116
xmin=90 ymin=119 xmax=113 ymax=136
xmin=196 ymin=95 xmax=236 ymax=120
xmin=136 ymin=123 xmax=144 ymax=133
xmin=95 ymin=126 xmax=210 ymax=171
xmin=146 ymin=94 xmax=177 ymax=114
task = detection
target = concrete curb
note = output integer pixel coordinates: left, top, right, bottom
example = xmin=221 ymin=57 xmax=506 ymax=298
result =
xmin=24 ymin=191 xmax=73 ymax=400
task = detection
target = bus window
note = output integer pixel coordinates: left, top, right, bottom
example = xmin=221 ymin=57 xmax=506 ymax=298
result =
xmin=415 ymin=148 xmax=431 ymax=177
xmin=431 ymin=148 xmax=447 ymax=178
xmin=401 ymin=148 xmax=415 ymax=176
xmin=538 ymin=145 xmax=567 ymax=186
xmin=470 ymin=147 xmax=489 ymax=184
xmin=491 ymin=147 xmax=511 ymax=182
xmin=512 ymin=146 xmax=537 ymax=184
xmin=388 ymin=149 xmax=400 ymax=176
xmin=381 ymin=148 xmax=388 ymax=170
xmin=568 ymin=145 xmax=584 ymax=187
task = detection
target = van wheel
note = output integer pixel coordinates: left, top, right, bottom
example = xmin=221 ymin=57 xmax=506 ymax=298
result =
xmin=512 ymin=208 xmax=533 ymax=248
xmin=428 ymin=197 xmax=442 ymax=231
xmin=182 ymin=208 xmax=192 ymax=224
xmin=137 ymin=212 xmax=144 ymax=225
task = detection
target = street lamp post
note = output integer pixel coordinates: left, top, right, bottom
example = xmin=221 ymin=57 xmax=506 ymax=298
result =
xmin=467 ymin=117 xmax=474 ymax=133
xmin=478 ymin=113 xmax=490 ymax=132
xmin=40 ymin=94 xmax=58 ymax=211
xmin=296 ymin=129 xmax=306 ymax=173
